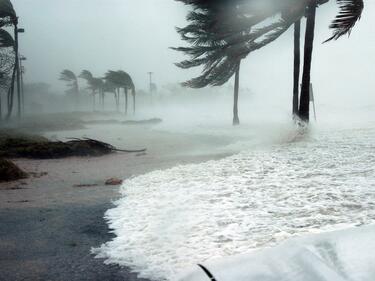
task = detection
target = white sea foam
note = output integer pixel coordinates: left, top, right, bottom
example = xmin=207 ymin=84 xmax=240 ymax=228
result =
xmin=94 ymin=126 xmax=375 ymax=280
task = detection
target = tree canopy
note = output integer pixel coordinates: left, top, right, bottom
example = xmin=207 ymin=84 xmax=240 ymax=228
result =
xmin=173 ymin=0 xmax=364 ymax=88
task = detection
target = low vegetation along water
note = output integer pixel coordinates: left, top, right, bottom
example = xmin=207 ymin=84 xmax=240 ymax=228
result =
xmin=94 ymin=125 xmax=375 ymax=280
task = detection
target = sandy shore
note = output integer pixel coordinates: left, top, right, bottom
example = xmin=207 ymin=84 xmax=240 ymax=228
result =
xmin=0 ymin=121 xmax=234 ymax=281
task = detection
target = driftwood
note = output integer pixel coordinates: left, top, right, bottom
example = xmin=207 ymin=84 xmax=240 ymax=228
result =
xmin=0 ymin=137 xmax=146 ymax=159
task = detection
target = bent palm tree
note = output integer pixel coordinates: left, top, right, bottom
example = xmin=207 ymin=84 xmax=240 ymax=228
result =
xmin=103 ymin=71 xmax=122 ymax=112
xmin=175 ymin=0 xmax=364 ymax=124
xmin=174 ymin=0 xmax=305 ymax=125
xmin=104 ymin=70 xmax=136 ymax=114
xmin=117 ymin=70 xmax=136 ymax=115
xmin=59 ymin=70 xmax=79 ymax=103
xmin=102 ymin=80 xmax=117 ymax=111
xmin=79 ymin=70 xmax=105 ymax=111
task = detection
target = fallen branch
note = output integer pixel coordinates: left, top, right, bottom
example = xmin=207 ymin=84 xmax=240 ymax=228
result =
xmin=0 ymin=137 xmax=146 ymax=159
xmin=68 ymin=138 xmax=147 ymax=153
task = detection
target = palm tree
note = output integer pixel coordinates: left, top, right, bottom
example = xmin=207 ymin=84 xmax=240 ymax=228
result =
xmin=59 ymin=70 xmax=79 ymax=104
xmin=79 ymin=70 xmax=106 ymax=111
xmin=174 ymin=0 xmax=302 ymax=125
xmin=104 ymin=70 xmax=122 ymax=112
xmin=176 ymin=0 xmax=364 ymax=124
xmin=91 ymin=77 xmax=104 ymax=110
xmin=102 ymin=79 xmax=117 ymax=111
xmin=117 ymin=70 xmax=135 ymax=115
xmin=104 ymin=70 xmax=136 ymax=114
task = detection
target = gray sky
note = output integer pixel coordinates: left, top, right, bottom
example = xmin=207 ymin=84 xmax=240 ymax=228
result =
xmin=12 ymin=0 xmax=375 ymax=107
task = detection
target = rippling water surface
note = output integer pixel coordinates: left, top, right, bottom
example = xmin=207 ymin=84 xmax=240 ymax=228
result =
xmin=94 ymin=126 xmax=375 ymax=280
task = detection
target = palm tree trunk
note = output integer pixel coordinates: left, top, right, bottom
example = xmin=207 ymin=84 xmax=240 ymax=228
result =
xmin=299 ymin=1 xmax=317 ymax=123
xmin=133 ymin=91 xmax=136 ymax=115
xmin=0 ymin=91 xmax=2 ymax=121
xmin=102 ymin=92 xmax=105 ymax=111
xmin=92 ymin=91 xmax=95 ymax=111
xmin=293 ymin=20 xmax=301 ymax=117
xmin=115 ymin=89 xmax=119 ymax=112
xmin=233 ymin=61 xmax=240 ymax=126
xmin=124 ymin=88 xmax=128 ymax=115
xmin=74 ymin=80 xmax=79 ymax=107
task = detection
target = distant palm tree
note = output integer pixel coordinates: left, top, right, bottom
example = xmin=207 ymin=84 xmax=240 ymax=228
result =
xmin=103 ymin=71 xmax=122 ymax=112
xmin=104 ymin=70 xmax=136 ymax=114
xmin=102 ymin=79 xmax=117 ymax=111
xmin=79 ymin=70 xmax=105 ymax=111
xmin=59 ymin=70 xmax=79 ymax=105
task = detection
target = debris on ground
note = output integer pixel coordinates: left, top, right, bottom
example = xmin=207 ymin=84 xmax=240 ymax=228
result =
xmin=29 ymin=172 xmax=48 ymax=178
xmin=105 ymin=178 xmax=123 ymax=186
xmin=0 ymin=158 xmax=28 ymax=182
xmin=73 ymin=183 xmax=99 ymax=188
xmin=122 ymin=118 xmax=162 ymax=125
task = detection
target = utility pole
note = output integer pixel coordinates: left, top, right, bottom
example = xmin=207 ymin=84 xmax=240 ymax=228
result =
xmin=19 ymin=56 xmax=26 ymax=114
xmin=16 ymin=25 xmax=25 ymax=119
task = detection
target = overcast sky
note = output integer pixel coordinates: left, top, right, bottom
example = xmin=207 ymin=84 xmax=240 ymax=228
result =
xmin=12 ymin=0 xmax=375 ymax=106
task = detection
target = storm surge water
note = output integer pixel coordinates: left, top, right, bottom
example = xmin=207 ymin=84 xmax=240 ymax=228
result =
xmin=94 ymin=118 xmax=375 ymax=280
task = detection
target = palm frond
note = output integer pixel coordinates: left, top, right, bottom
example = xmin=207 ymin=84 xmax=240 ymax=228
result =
xmin=0 ymin=0 xmax=16 ymax=20
xmin=0 ymin=28 xmax=13 ymax=47
xmin=59 ymin=70 xmax=77 ymax=82
xmin=79 ymin=70 xmax=93 ymax=81
xmin=325 ymin=0 xmax=364 ymax=42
